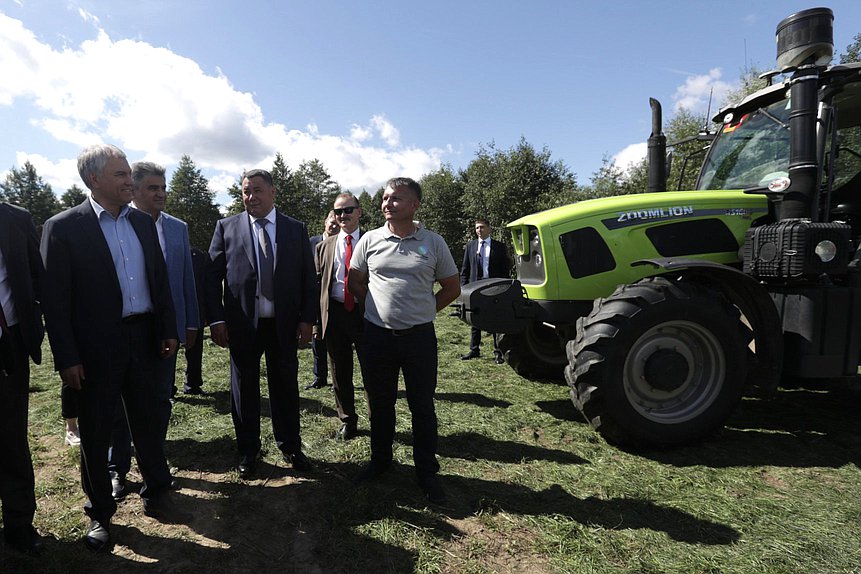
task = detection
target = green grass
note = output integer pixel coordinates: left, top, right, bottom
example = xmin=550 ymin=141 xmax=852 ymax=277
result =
xmin=5 ymin=312 xmax=861 ymax=573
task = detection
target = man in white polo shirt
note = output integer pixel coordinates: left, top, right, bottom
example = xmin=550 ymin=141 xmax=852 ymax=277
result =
xmin=347 ymin=176 xmax=460 ymax=505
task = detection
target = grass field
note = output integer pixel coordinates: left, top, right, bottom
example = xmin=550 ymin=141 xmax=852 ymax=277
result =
xmin=3 ymin=311 xmax=861 ymax=573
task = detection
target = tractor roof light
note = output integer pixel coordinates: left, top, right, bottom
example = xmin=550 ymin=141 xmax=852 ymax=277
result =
xmin=776 ymin=7 xmax=833 ymax=72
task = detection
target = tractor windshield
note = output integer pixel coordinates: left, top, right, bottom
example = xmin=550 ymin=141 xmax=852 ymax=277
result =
xmin=698 ymin=98 xmax=792 ymax=190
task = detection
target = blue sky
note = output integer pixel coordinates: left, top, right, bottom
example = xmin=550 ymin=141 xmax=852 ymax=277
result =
xmin=2 ymin=1 xmax=861 ymax=207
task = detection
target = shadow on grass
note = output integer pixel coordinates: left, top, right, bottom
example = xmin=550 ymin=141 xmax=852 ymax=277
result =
xmin=636 ymin=385 xmax=861 ymax=468
xmin=535 ymin=398 xmax=581 ymax=422
xmin=435 ymin=392 xmax=512 ymax=409
xmin=426 ymin=431 xmax=588 ymax=465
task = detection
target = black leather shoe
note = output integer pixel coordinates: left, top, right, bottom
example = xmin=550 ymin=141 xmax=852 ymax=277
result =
xmin=494 ymin=354 xmax=505 ymax=365
xmin=143 ymin=494 xmax=192 ymax=524
xmin=84 ymin=520 xmax=111 ymax=552
xmin=183 ymin=386 xmax=203 ymax=395
xmin=352 ymin=461 xmax=390 ymax=485
xmin=303 ymin=380 xmax=328 ymax=390
xmin=284 ymin=451 xmax=312 ymax=472
xmin=4 ymin=525 xmax=44 ymax=556
xmin=237 ymin=455 xmax=256 ymax=479
xmin=461 ymin=351 xmax=480 ymax=360
xmin=110 ymin=472 xmax=127 ymax=500
xmin=418 ymin=475 xmax=448 ymax=505
xmin=336 ymin=423 xmax=358 ymax=440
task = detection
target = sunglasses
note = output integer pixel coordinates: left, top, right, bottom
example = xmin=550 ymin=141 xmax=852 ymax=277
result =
xmin=333 ymin=206 xmax=357 ymax=216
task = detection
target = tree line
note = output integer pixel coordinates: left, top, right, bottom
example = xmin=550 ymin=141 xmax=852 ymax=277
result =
xmin=4 ymin=33 xmax=858 ymax=256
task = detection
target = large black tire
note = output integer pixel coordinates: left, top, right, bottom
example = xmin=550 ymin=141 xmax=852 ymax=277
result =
xmin=497 ymin=321 xmax=567 ymax=381
xmin=566 ymin=277 xmax=749 ymax=447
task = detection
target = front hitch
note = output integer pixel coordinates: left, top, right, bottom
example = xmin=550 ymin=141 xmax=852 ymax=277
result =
xmin=456 ymin=278 xmax=537 ymax=334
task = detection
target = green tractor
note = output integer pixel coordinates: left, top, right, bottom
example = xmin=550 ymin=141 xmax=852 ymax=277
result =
xmin=458 ymin=7 xmax=861 ymax=447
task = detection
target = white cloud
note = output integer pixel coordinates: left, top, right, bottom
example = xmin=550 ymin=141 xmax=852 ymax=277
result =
xmin=14 ymin=152 xmax=81 ymax=192
xmin=672 ymin=68 xmax=734 ymax=113
xmin=0 ymin=13 xmax=447 ymax=201
xmin=612 ymin=142 xmax=647 ymax=174
xmin=77 ymin=8 xmax=101 ymax=26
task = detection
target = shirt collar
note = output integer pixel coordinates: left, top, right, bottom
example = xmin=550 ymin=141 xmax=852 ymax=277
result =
xmin=89 ymin=195 xmax=130 ymax=220
xmin=337 ymin=228 xmax=361 ymax=242
xmin=383 ymin=221 xmax=423 ymax=239
xmin=248 ymin=208 xmax=276 ymax=227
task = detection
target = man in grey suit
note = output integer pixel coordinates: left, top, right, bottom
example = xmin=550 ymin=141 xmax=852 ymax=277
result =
xmin=108 ymin=161 xmax=200 ymax=499
xmin=41 ymin=144 xmax=180 ymax=551
xmin=316 ymin=194 xmax=365 ymax=440
xmin=205 ymin=169 xmax=316 ymax=479
xmin=0 ymin=202 xmax=45 ymax=555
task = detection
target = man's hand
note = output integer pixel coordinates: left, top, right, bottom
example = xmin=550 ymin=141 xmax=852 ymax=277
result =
xmin=185 ymin=328 xmax=198 ymax=349
xmin=297 ymin=322 xmax=313 ymax=346
xmin=61 ymin=364 xmax=85 ymax=390
xmin=160 ymin=339 xmax=178 ymax=359
xmin=211 ymin=323 xmax=229 ymax=347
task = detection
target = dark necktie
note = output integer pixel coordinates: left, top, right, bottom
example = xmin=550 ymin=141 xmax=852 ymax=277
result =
xmin=343 ymin=234 xmax=355 ymax=312
xmin=256 ymin=219 xmax=274 ymax=300
xmin=477 ymin=240 xmax=486 ymax=279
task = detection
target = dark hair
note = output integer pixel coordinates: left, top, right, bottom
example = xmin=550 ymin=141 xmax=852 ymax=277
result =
xmin=385 ymin=177 xmax=422 ymax=201
xmin=243 ymin=169 xmax=274 ymax=186
xmin=131 ymin=161 xmax=166 ymax=187
xmin=334 ymin=192 xmax=361 ymax=208
xmin=475 ymin=218 xmax=490 ymax=226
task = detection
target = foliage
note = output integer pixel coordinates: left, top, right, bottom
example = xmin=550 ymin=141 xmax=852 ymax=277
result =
xmin=418 ymin=165 xmax=470 ymax=261
xmin=0 ymin=160 xmax=60 ymax=227
xmin=282 ymin=159 xmax=342 ymax=230
xmin=357 ymin=188 xmax=385 ymax=231
xmin=59 ymin=184 xmax=87 ymax=209
xmin=165 ymin=155 xmax=222 ymax=250
xmin=462 ymin=138 xmax=579 ymax=240
xmin=839 ymin=32 xmax=861 ymax=64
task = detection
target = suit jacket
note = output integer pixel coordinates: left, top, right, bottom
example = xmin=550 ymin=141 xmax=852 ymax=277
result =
xmin=190 ymin=247 xmax=208 ymax=326
xmin=205 ymin=210 xmax=316 ymax=354
xmin=460 ymin=237 xmax=510 ymax=285
xmin=0 ymin=203 xmax=44 ymax=364
xmin=315 ymin=232 xmax=363 ymax=338
xmin=159 ymin=211 xmax=199 ymax=343
xmin=40 ymin=200 xmax=178 ymax=375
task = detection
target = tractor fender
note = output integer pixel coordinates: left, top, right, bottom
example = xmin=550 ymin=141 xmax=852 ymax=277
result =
xmin=633 ymin=257 xmax=784 ymax=393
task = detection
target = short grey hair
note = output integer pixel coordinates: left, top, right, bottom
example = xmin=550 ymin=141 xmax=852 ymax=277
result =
xmin=77 ymin=144 xmax=126 ymax=190
xmin=131 ymin=161 xmax=166 ymax=188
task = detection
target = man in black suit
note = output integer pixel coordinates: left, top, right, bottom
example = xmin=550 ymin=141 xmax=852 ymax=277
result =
xmin=206 ymin=169 xmax=316 ymax=479
xmin=41 ymin=144 xmax=180 ymax=552
xmin=305 ymin=211 xmax=338 ymax=391
xmin=460 ymin=219 xmax=510 ymax=363
xmin=183 ymin=247 xmax=208 ymax=395
xmin=0 ymin=202 xmax=45 ymax=556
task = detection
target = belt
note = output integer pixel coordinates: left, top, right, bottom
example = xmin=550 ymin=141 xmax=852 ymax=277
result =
xmin=373 ymin=321 xmax=434 ymax=337
xmin=121 ymin=313 xmax=152 ymax=325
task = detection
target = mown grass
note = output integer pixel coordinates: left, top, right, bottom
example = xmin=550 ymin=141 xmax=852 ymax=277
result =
xmin=4 ymin=311 xmax=861 ymax=573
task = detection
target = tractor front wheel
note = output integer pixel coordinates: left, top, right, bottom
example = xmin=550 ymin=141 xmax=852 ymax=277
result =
xmin=566 ymin=277 xmax=748 ymax=447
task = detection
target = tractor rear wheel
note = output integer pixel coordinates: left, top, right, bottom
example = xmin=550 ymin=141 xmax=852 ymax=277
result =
xmin=566 ymin=277 xmax=748 ymax=447
xmin=498 ymin=320 xmax=567 ymax=381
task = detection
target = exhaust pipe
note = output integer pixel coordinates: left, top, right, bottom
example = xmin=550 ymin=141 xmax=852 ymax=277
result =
xmin=648 ymin=98 xmax=667 ymax=193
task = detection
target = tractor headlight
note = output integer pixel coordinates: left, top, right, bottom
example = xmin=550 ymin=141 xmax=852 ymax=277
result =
xmin=815 ymin=240 xmax=837 ymax=263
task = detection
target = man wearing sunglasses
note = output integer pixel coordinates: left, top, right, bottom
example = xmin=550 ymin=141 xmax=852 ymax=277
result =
xmin=315 ymin=195 xmax=364 ymax=440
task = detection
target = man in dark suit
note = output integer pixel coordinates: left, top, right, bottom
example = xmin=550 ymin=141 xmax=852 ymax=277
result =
xmin=41 ymin=144 xmax=180 ymax=552
xmin=316 ymin=194 xmax=364 ymax=440
xmin=460 ymin=219 xmax=510 ymax=363
xmin=306 ymin=211 xmax=338 ymax=391
xmin=206 ymin=169 xmax=316 ymax=479
xmin=108 ymin=161 xmax=200 ymax=499
xmin=183 ymin=247 xmax=208 ymax=395
xmin=0 ymin=202 xmax=45 ymax=556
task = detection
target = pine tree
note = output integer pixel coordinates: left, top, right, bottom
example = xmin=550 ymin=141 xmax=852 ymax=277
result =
xmin=165 ymin=155 xmax=222 ymax=250
xmin=0 ymin=161 xmax=60 ymax=227
xmin=60 ymin=184 xmax=87 ymax=209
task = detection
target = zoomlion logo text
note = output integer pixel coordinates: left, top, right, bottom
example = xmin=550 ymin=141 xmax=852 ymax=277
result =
xmin=617 ymin=205 xmax=694 ymax=223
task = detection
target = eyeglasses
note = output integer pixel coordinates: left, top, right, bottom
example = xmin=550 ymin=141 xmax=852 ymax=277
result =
xmin=333 ymin=206 xmax=357 ymax=216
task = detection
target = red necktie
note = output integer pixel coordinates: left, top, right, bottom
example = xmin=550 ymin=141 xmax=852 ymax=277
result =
xmin=343 ymin=234 xmax=355 ymax=312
